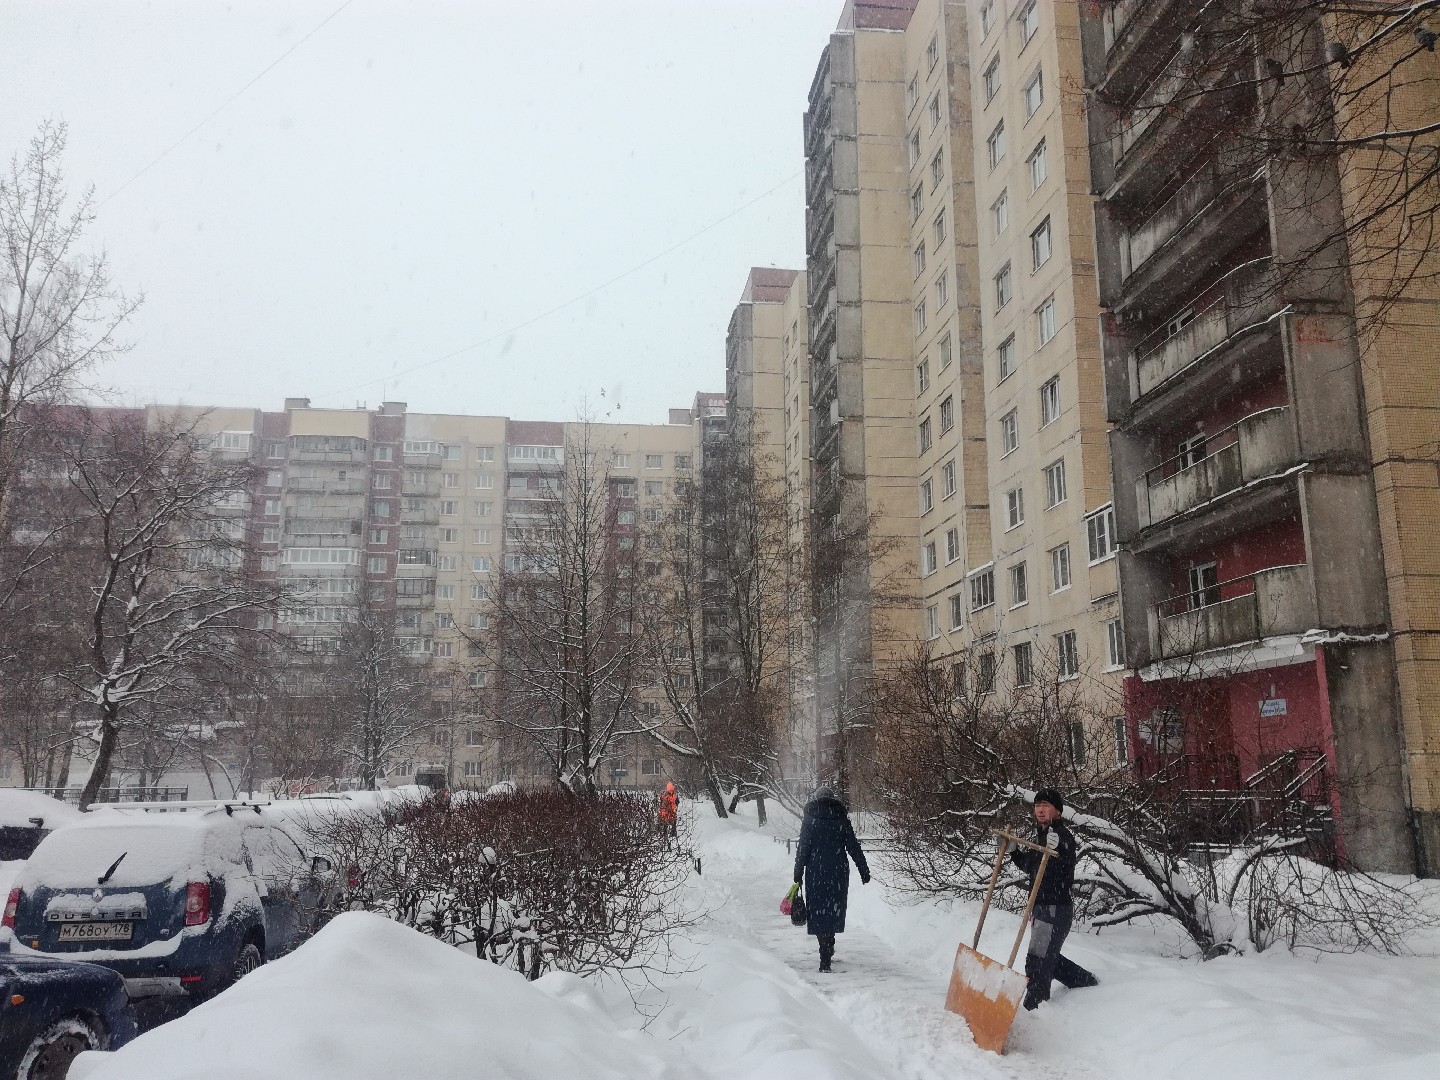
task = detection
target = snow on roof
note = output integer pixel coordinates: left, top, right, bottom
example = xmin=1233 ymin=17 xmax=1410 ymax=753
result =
xmin=19 ymin=810 xmax=246 ymax=890
xmin=73 ymin=912 xmax=682 ymax=1080
xmin=0 ymin=790 xmax=84 ymax=831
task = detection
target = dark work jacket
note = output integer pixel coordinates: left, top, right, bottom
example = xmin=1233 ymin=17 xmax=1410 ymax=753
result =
xmin=793 ymin=796 xmax=870 ymax=936
xmin=1010 ymin=820 xmax=1077 ymax=908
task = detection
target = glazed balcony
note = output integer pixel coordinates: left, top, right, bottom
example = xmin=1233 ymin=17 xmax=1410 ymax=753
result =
xmin=1149 ymin=563 xmax=1315 ymax=660
xmin=290 ymin=447 xmax=368 ymax=466
xmin=285 ymin=479 xmax=365 ymax=496
xmin=1136 ymin=408 xmax=1298 ymax=530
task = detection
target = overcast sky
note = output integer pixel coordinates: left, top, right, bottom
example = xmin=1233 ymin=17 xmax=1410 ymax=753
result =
xmin=1 ymin=0 xmax=838 ymax=423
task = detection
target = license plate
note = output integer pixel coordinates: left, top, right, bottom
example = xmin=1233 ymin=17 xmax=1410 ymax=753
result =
xmin=57 ymin=921 xmax=133 ymax=942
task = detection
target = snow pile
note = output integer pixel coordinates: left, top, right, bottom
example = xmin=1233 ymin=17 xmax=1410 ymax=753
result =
xmin=0 ymin=789 xmax=83 ymax=831
xmin=71 ymin=912 xmax=685 ymax=1080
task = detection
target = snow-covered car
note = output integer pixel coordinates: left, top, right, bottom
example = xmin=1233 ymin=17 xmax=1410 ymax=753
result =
xmin=0 ymin=792 xmax=83 ymax=862
xmin=0 ymin=802 xmax=335 ymax=1001
xmin=0 ymin=954 xmax=136 ymax=1079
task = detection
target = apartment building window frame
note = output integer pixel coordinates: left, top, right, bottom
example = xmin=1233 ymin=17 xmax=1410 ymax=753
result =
xmin=978 ymin=652 xmax=998 ymax=695
xmin=939 ymin=333 xmax=952 ymax=370
xmin=930 ymin=148 xmax=944 ymax=188
xmin=1086 ymin=504 xmax=1118 ymax=564
xmin=920 ymin=478 xmax=934 ymax=514
xmin=1005 ymin=486 xmax=1025 ymax=530
xmin=914 ymin=299 xmax=927 ymax=334
xmin=1178 ymin=433 xmax=1208 ymax=470
xmin=980 ymin=0 xmax=995 ymax=38
xmin=1000 ymin=409 xmax=1020 ymax=456
xmin=908 ymin=129 xmax=921 ymax=168
xmin=1028 ymin=139 xmax=1048 ymax=191
xmin=945 ymin=526 xmax=961 ymax=564
xmin=372 ymin=474 xmax=393 ymax=491
xmin=907 ymin=75 xmax=919 ymax=113
xmin=1019 ymin=0 xmax=1040 ymax=45
xmin=922 ymin=541 xmax=938 ymax=577
xmin=1010 ymin=561 xmax=1029 ymax=607
xmin=998 ymin=334 xmax=1017 ymax=383
xmin=928 ymin=91 xmax=942 ymax=131
xmin=969 ymin=567 xmax=996 ymax=611
xmin=1013 ymin=641 xmax=1034 ymax=686
xmin=1040 ymin=375 xmax=1061 ymax=426
xmin=1031 ymin=217 xmax=1053 ymax=272
xmin=949 ymin=593 xmax=965 ymax=631
xmin=1024 ymin=68 xmax=1044 ymax=119
xmin=935 ymin=270 xmax=949 ymax=308
xmin=917 ymin=357 xmax=931 ymax=394
xmin=1044 ymin=458 xmax=1068 ymax=508
xmin=1037 ymin=295 xmax=1059 ymax=345
xmin=993 ymin=190 xmax=1009 ymax=238
xmin=987 ymin=121 xmax=1006 ymax=170
xmin=614 ymin=453 xmax=631 ymax=468
xmin=911 ymin=182 xmax=924 ymax=222
xmin=1050 ymin=542 xmax=1072 ymax=591
xmin=1056 ymin=629 xmax=1080 ymax=681
xmin=933 ymin=209 xmax=946 ymax=247
xmin=439 ymin=527 xmax=459 ymax=544
xmin=1188 ymin=562 xmax=1221 ymax=609
xmin=1106 ymin=618 xmax=1126 ymax=670
xmin=939 ymin=394 xmax=954 ymax=433
xmin=644 ymin=454 xmax=663 ymax=469
xmin=983 ymin=55 xmax=1001 ymax=103
xmin=913 ymin=241 xmax=927 ymax=278
xmin=919 ymin=416 xmax=933 ymax=454
xmin=942 ymin=458 xmax=957 ymax=499
xmin=995 ymin=263 xmax=1012 ymax=310
xmin=927 ymin=31 xmax=940 ymax=71
xmin=925 ymin=603 xmax=940 ymax=640
xmin=266 ymin=440 xmax=286 ymax=459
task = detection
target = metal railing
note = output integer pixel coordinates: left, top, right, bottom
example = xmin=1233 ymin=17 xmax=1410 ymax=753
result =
xmin=22 ymin=786 xmax=189 ymax=805
xmin=1151 ymin=563 xmax=1315 ymax=659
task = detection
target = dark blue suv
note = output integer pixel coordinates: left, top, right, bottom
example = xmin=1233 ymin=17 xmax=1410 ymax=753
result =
xmin=0 ymin=955 xmax=136 ymax=1079
xmin=1 ymin=803 xmax=333 ymax=1001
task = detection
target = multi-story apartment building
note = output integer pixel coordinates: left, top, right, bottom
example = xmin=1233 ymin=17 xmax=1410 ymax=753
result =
xmin=799 ymin=0 xmax=1125 ymax=797
xmin=28 ymin=398 xmax=715 ymax=797
xmin=1079 ymin=2 xmax=1428 ymax=872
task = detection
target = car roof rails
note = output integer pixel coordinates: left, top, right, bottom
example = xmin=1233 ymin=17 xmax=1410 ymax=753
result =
xmin=96 ymin=799 xmax=273 ymax=815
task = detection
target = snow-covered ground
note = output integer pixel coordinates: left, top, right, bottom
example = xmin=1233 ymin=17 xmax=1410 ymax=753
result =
xmin=72 ymin=802 xmax=1440 ymax=1080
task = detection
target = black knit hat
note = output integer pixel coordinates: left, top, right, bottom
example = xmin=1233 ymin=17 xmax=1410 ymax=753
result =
xmin=1033 ymin=788 xmax=1064 ymax=814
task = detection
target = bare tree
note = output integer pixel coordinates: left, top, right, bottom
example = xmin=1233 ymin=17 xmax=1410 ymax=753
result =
xmin=0 ymin=122 xmax=138 ymax=531
xmin=470 ymin=421 xmax=648 ymax=794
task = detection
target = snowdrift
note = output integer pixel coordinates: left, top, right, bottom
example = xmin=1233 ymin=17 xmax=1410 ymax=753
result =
xmin=70 ymin=911 xmax=685 ymax=1080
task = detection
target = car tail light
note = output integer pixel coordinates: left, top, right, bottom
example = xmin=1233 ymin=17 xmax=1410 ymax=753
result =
xmin=184 ymin=881 xmax=211 ymax=926
xmin=346 ymin=865 xmax=361 ymax=889
xmin=2 ymin=888 xmax=19 ymax=929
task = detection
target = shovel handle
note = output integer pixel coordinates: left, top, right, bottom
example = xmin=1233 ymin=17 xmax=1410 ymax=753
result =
xmin=1007 ymin=846 xmax=1053 ymax=970
xmin=971 ymin=835 xmax=1009 ymax=949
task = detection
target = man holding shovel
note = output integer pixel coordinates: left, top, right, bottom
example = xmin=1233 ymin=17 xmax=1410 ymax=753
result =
xmin=1009 ymin=788 xmax=1099 ymax=1011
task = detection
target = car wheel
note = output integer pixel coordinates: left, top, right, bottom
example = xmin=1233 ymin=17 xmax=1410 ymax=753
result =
xmin=231 ymin=941 xmax=264 ymax=984
xmin=17 ymin=1015 xmax=102 ymax=1080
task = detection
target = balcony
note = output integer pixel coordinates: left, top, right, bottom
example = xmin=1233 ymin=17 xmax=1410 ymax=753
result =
xmin=1128 ymin=260 xmax=1279 ymax=402
xmin=401 ymin=506 xmax=440 ymax=525
xmin=285 ymin=480 xmax=365 ymax=496
xmin=1149 ymin=563 xmax=1316 ymax=660
xmin=289 ymin=448 xmax=368 ymax=466
xmin=1137 ymin=408 xmax=1298 ymax=529
xmin=402 ymin=452 xmax=442 ymax=470
xmin=811 ymin=305 xmax=837 ymax=357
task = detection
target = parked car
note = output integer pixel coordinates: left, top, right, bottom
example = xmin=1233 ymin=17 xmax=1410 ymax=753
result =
xmin=0 ymin=954 xmax=136 ymax=1079
xmin=0 ymin=793 xmax=83 ymax=863
xmin=0 ymin=802 xmax=336 ymax=1002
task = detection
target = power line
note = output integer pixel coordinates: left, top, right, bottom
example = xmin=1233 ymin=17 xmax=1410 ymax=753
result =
xmin=323 ymin=170 xmax=804 ymax=398
xmin=102 ymin=0 xmax=356 ymax=205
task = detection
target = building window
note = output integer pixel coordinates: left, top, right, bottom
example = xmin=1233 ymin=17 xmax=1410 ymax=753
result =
xmin=1044 ymin=459 xmax=1068 ymax=508
xmin=908 ymin=129 xmax=921 ymax=168
xmin=995 ymin=264 xmax=1012 ymax=309
xmin=1024 ymin=69 xmax=1044 ymax=118
xmin=1014 ymin=642 xmax=1034 ymax=686
xmin=1000 ymin=409 xmax=1019 ymax=455
xmin=442 ymin=444 xmax=461 ymax=461
xmin=439 ymin=500 xmax=456 ymax=515
xmin=925 ymin=604 xmax=940 ymax=640
xmin=914 ymin=300 xmax=927 ymax=334
xmin=1113 ymin=716 xmax=1131 ymax=765
xmin=263 ymin=525 xmax=280 ymax=544
xmin=266 ymin=440 xmax=286 ymax=459
xmin=930 ymin=149 xmax=944 ymax=188
xmin=917 ymin=358 xmax=931 ymax=394
xmin=259 ymin=555 xmax=278 ymax=572
xmin=434 ymin=612 xmax=454 ymax=630
xmin=1040 ymin=375 xmax=1061 ymax=425
xmin=1006 ymin=487 xmax=1024 ymax=529
xmin=1056 ymin=630 xmax=1079 ymax=680
xmin=471 ymin=556 xmax=492 ymax=572
xmin=1031 ymin=217 xmax=1052 ymax=271
xmin=1051 ymin=543 xmax=1072 ymax=590
xmin=942 ymin=458 xmax=957 ymax=498
xmin=933 ymin=209 xmax=946 ymax=246
xmin=475 ymin=473 xmax=495 ymax=490
xmin=911 ymin=183 xmax=924 ymax=222
xmin=438 ymin=555 xmax=457 ymax=571
xmin=920 ymin=479 xmax=934 ymax=514
xmin=642 ymin=454 xmax=660 ymax=469
xmin=263 ymin=498 xmax=281 ymax=516
xmin=1010 ymin=561 xmax=1029 ymax=606
xmin=981 ymin=0 xmax=995 ymax=37
xmin=1188 ymin=562 xmax=1221 ymax=608
xmin=435 ymin=584 xmax=455 ymax=600
xmin=939 ymin=333 xmax=952 ymax=369
xmin=939 ymin=395 xmax=954 ymax=433
xmin=987 ymin=121 xmax=1006 ymax=169
xmin=913 ymin=242 xmax=927 ymax=278
xmin=1028 ymin=139 xmax=1048 ymax=191
xmin=473 ymin=528 xmax=492 ymax=545
xmin=907 ymin=75 xmax=919 ymax=112
xmin=979 ymin=652 xmax=997 ymax=694
xmin=372 ymin=500 xmax=391 ymax=518
xmin=983 ymin=56 xmax=1000 ymax=102
xmin=675 ymin=454 xmax=691 ymax=471
xmin=1178 ymin=433 xmax=1208 ymax=470
xmin=1020 ymin=0 xmax=1039 ymax=44
xmin=998 ymin=334 xmax=1017 ymax=382
xmin=643 ymin=507 xmax=662 ymax=523
xmin=617 ymin=510 xmax=636 ymax=525
xmin=1087 ymin=505 xmax=1117 ymax=563
xmin=944 ymin=527 xmax=961 ymax=564
xmin=922 ymin=542 xmax=938 ymax=576
xmin=1106 ymin=618 xmax=1126 ymax=669
xmin=927 ymin=31 xmax=939 ymax=71
xmin=935 ymin=271 xmax=948 ymax=307
xmin=367 ymin=556 xmax=386 ymax=574
xmin=919 ymin=417 xmax=933 ymax=454
xmin=1037 ymin=296 xmax=1058 ymax=344
xmin=469 ymin=670 xmax=488 ymax=689
xmin=476 ymin=446 xmax=494 ymax=462
xmin=439 ymin=527 xmax=459 ymax=543
xmin=469 ymin=583 xmax=487 ymax=601
xmin=474 ymin=501 xmax=493 ymax=516
xmin=644 ymin=480 xmax=664 ymax=497
xmin=1068 ymin=721 xmax=1086 ymax=766
xmin=993 ymin=190 xmax=1009 ymax=238
xmin=264 ymin=469 xmax=282 ymax=488
xmin=928 ymin=91 xmax=941 ymax=130
xmin=949 ymin=593 xmax=965 ymax=630
xmin=970 ymin=568 xmax=996 ymax=611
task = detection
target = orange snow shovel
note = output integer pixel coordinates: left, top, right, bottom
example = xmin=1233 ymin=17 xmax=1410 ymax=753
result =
xmin=944 ymin=829 xmax=1053 ymax=1054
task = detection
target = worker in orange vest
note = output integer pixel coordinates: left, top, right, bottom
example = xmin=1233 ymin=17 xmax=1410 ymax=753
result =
xmin=658 ymin=781 xmax=678 ymax=838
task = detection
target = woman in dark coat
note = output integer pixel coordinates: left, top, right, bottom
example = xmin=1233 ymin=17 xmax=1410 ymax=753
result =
xmin=792 ymin=786 xmax=870 ymax=972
